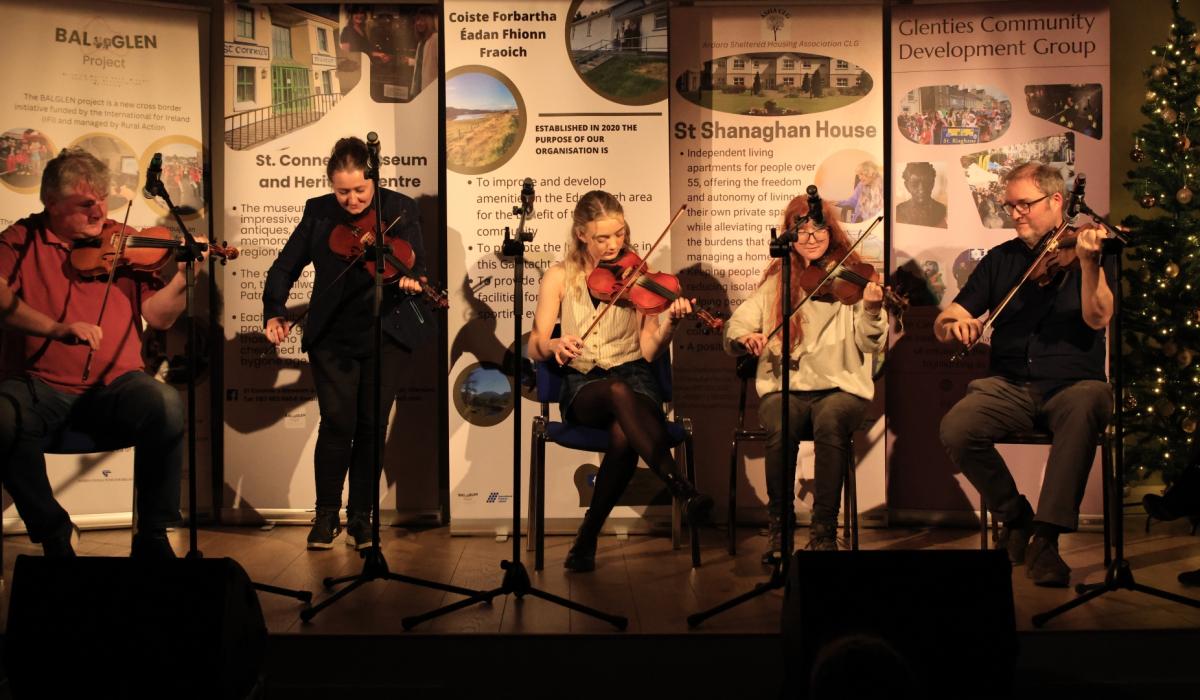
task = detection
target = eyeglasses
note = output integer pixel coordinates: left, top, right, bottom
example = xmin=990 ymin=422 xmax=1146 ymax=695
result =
xmin=796 ymin=227 xmax=829 ymax=243
xmin=1000 ymin=194 xmax=1049 ymax=216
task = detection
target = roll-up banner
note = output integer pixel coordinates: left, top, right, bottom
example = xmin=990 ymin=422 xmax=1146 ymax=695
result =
xmin=0 ymin=0 xmax=205 ymax=531
xmin=887 ymin=1 xmax=1110 ymax=523
xmin=221 ymin=2 xmax=441 ymax=523
xmin=670 ymin=3 xmax=887 ymax=525
xmin=444 ymin=0 xmax=672 ymax=533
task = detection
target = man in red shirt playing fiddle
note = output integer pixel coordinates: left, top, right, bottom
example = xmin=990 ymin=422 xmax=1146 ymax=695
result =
xmin=0 ymin=148 xmax=202 ymax=559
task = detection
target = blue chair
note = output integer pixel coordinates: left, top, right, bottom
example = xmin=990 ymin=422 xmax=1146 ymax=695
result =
xmin=526 ymin=350 xmax=701 ymax=571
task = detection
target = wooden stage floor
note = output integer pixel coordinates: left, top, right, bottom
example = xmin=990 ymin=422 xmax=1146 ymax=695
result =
xmin=4 ymin=515 xmax=1200 ymax=636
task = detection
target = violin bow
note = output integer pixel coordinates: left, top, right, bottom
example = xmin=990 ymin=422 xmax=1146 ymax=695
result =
xmin=578 ymin=203 xmax=688 ymax=343
xmin=950 ymin=181 xmax=1084 ymax=363
xmin=765 ymin=215 xmax=883 ymax=342
xmin=81 ymin=201 xmax=134 ymax=381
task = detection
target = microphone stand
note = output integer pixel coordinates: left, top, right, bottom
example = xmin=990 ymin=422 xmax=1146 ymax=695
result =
xmin=1032 ymin=204 xmax=1200 ymax=626
xmin=147 ymin=179 xmax=312 ymax=604
xmin=688 ymin=220 xmax=800 ymax=627
xmin=302 ymin=138 xmax=485 ymax=622
xmin=402 ymin=187 xmax=627 ymax=630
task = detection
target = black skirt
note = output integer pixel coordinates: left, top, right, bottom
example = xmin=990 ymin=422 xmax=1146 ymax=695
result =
xmin=559 ymin=358 xmax=664 ymax=422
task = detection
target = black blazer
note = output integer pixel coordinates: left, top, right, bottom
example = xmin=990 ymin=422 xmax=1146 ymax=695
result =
xmin=262 ymin=188 xmax=435 ymax=353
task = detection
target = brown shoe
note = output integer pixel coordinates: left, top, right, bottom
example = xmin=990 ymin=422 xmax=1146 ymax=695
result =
xmin=1026 ymin=535 xmax=1070 ymax=587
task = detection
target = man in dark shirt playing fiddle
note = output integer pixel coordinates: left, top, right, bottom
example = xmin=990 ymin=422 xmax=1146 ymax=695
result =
xmin=0 ymin=149 xmax=201 ymax=559
xmin=936 ymin=161 xmax=1113 ymax=587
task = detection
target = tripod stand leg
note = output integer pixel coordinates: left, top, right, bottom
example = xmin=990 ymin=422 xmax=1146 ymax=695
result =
xmin=401 ymin=585 xmax=506 ymax=630
xmin=687 ymin=570 xmax=784 ymax=628
xmin=524 ymin=587 xmax=628 ymax=629
xmin=301 ymin=576 xmax=369 ymax=622
xmin=1031 ymin=583 xmax=1107 ymax=628
xmin=254 ymin=582 xmax=313 ymax=604
xmin=387 ymin=571 xmax=498 ymax=599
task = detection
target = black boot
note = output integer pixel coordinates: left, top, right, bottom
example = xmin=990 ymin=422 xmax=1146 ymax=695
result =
xmin=1143 ymin=465 xmax=1200 ymax=521
xmin=564 ymin=509 xmax=605 ymax=573
xmin=761 ymin=510 xmax=795 ymax=566
xmin=664 ymin=473 xmax=714 ymax=524
xmin=804 ymin=519 xmax=838 ymax=551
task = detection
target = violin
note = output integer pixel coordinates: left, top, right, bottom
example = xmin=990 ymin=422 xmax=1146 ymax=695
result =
xmin=799 ymin=245 xmax=909 ymax=330
xmin=586 ymin=249 xmax=725 ymax=332
xmin=69 ymin=221 xmax=237 ymax=278
xmin=1028 ymin=226 xmax=1109 ymax=287
xmin=328 ymin=208 xmax=449 ymax=309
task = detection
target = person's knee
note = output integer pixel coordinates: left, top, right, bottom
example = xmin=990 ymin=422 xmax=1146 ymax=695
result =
xmin=607 ymin=379 xmax=636 ymax=406
xmin=939 ymin=407 xmax=973 ymax=452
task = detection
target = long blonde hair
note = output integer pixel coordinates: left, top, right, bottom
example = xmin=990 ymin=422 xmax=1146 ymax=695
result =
xmin=563 ymin=190 xmax=631 ymax=299
xmin=762 ymin=194 xmax=861 ymax=348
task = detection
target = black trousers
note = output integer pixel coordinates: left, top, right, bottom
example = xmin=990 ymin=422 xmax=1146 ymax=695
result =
xmin=308 ymin=340 xmax=405 ymax=515
xmin=0 ymin=371 xmax=183 ymax=542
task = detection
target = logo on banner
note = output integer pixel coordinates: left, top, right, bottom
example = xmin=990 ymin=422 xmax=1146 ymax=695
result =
xmin=486 ymin=492 xmax=511 ymax=504
xmin=457 ymin=492 xmax=479 ymax=503
xmin=761 ymin=8 xmax=792 ymax=41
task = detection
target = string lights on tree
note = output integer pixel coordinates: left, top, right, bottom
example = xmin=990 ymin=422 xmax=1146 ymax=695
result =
xmin=1122 ymin=0 xmax=1200 ymax=482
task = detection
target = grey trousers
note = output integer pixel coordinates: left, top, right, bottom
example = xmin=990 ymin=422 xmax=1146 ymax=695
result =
xmin=939 ymin=376 xmax=1112 ymax=530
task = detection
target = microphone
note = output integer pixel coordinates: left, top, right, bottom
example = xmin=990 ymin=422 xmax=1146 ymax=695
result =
xmin=142 ymin=153 xmax=162 ymax=199
xmin=365 ymin=131 xmax=380 ymax=178
xmin=1068 ymin=173 xmax=1086 ymax=218
xmin=806 ymin=185 xmax=824 ymax=227
xmin=520 ymin=178 xmax=535 ymax=216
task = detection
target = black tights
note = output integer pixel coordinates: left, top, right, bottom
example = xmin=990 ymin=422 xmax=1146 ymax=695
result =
xmin=569 ymin=379 xmax=676 ymax=524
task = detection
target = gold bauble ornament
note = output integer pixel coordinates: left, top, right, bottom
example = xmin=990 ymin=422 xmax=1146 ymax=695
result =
xmin=1153 ymin=64 xmax=1169 ymax=79
xmin=1179 ymin=135 xmax=1193 ymax=151
xmin=1163 ymin=107 xmax=1179 ymax=123
xmin=1180 ymin=349 xmax=1195 ymax=367
xmin=1184 ymin=416 xmax=1198 ymax=434
xmin=1140 ymin=267 xmax=1153 ymax=282
xmin=1177 ymin=188 xmax=1194 ymax=204
xmin=1147 ymin=90 xmax=1159 ymax=102
xmin=1131 ymin=144 xmax=1147 ymax=161
xmin=1167 ymin=261 xmax=1181 ymax=277
xmin=1125 ymin=394 xmax=1138 ymax=409
xmin=1162 ymin=401 xmax=1177 ymax=417
xmin=1141 ymin=193 xmax=1159 ymax=208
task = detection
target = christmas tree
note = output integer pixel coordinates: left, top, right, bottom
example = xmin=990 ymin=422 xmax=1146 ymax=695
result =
xmin=1123 ymin=0 xmax=1200 ymax=482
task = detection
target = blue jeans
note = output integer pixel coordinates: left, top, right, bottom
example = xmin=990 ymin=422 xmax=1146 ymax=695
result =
xmin=0 ymin=371 xmax=183 ymax=542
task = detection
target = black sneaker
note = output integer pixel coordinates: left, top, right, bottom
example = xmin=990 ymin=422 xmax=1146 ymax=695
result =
xmin=345 ymin=514 xmax=372 ymax=550
xmin=1026 ymin=535 xmax=1070 ymax=587
xmin=306 ymin=509 xmax=342 ymax=550
xmin=997 ymin=500 xmax=1035 ymax=565
xmin=131 ymin=531 xmax=177 ymax=561
xmin=41 ymin=523 xmax=79 ymax=558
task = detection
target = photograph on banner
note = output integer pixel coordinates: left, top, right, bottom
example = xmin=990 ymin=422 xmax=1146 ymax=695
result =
xmin=224 ymin=3 xmax=438 ymax=152
xmin=0 ymin=129 xmax=54 ymax=193
xmin=675 ymin=52 xmax=873 ymax=116
xmin=960 ymin=132 xmax=1076 ymax=229
xmin=897 ymin=85 xmax=1012 ymax=145
xmin=1024 ymin=83 xmax=1102 ymax=138
xmin=894 ymin=160 xmax=949 ymax=229
xmin=669 ymin=3 xmax=887 ymax=526
xmin=568 ymin=0 xmax=668 ymax=105
xmin=445 ymin=67 xmax=525 ymax=174
xmin=887 ymin=0 xmax=1110 ymax=521
xmin=444 ymin=0 xmax=674 ymax=531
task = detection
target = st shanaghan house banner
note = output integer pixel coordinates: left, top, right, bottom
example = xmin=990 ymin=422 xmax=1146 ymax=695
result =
xmin=886 ymin=1 xmax=1111 ymax=523
xmin=669 ymin=3 xmax=887 ymax=525
xmin=444 ymin=0 xmax=672 ymax=533
xmin=0 ymin=0 xmax=205 ymax=530
xmin=221 ymin=2 xmax=441 ymax=522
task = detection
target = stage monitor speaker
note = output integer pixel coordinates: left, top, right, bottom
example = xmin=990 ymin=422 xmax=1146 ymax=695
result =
xmin=782 ymin=549 xmax=1016 ymax=700
xmin=4 ymin=555 xmax=267 ymax=700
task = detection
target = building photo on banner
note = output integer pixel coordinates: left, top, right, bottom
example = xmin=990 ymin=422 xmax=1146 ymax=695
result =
xmin=0 ymin=0 xmax=207 ymax=532
xmin=888 ymin=0 xmax=1112 ymax=527
xmin=221 ymin=1 xmax=442 ymax=525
